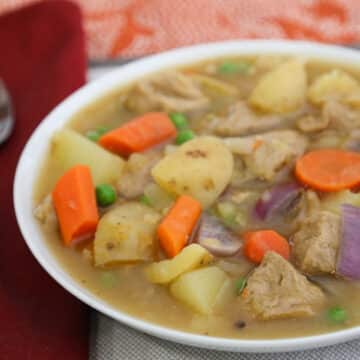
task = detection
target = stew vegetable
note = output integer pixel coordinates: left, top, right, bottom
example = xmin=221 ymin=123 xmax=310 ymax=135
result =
xmin=34 ymin=55 xmax=360 ymax=339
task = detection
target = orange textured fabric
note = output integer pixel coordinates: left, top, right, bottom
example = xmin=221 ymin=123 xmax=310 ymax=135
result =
xmin=1 ymin=0 xmax=360 ymax=59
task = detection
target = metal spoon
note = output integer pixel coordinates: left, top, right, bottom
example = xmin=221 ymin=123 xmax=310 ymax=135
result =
xmin=0 ymin=79 xmax=14 ymax=144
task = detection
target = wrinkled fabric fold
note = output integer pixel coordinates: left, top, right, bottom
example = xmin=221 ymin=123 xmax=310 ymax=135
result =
xmin=0 ymin=1 xmax=88 ymax=359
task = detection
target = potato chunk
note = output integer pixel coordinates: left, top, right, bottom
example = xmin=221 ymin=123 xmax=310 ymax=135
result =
xmin=145 ymin=244 xmax=213 ymax=284
xmin=151 ymin=136 xmax=234 ymax=208
xmin=249 ymin=59 xmax=307 ymax=113
xmin=94 ymin=203 xmax=160 ymax=266
xmin=52 ymin=129 xmax=124 ymax=185
xmin=308 ymin=70 xmax=360 ymax=105
xmin=170 ymin=266 xmax=229 ymax=314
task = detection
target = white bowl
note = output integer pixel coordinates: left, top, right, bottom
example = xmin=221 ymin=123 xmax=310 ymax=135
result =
xmin=14 ymin=40 xmax=360 ymax=353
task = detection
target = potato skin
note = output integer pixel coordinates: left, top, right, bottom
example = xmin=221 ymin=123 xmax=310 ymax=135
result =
xmin=151 ymin=136 xmax=234 ymax=208
xmin=249 ymin=60 xmax=307 ymax=113
xmin=94 ymin=203 xmax=160 ymax=266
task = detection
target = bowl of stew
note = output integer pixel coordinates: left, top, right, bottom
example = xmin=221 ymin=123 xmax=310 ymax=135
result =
xmin=14 ymin=40 xmax=360 ymax=352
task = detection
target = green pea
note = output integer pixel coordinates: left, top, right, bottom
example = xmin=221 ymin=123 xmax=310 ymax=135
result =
xmin=86 ymin=126 xmax=110 ymax=142
xmin=235 ymin=277 xmax=247 ymax=295
xmin=97 ymin=126 xmax=109 ymax=135
xmin=170 ymin=113 xmax=188 ymax=130
xmin=86 ymin=130 xmax=101 ymax=142
xmin=218 ymin=61 xmax=251 ymax=74
xmin=327 ymin=306 xmax=347 ymax=323
xmin=140 ymin=194 xmax=152 ymax=207
xmin=96 ymin=184 xmax=117 ymax=207
xmin=175 ymin=130 xmax=195 ymax=145
xmin=100 ymin=271 xmax=117 ymax=289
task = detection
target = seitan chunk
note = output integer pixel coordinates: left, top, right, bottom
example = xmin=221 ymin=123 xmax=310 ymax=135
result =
xmin=118 ymin=150 xmax=162 ymax=199
xmin=224 ymin=130 xmax=308 ymax=181
xmin=208 ymin=101 xmax=285 ymax=136
xmin=292 ymin=211 xmax=341 ymax=275
xmin=244 ymin=138 xmax=294 ymax=181
xmin=224 ymin=130 xmax=308 ymax=157
xmin=33 ymin=194 xmax=58 ymax=230
xmin=322 ymin=100 xmax=360 ymax=131
xmin=125 ymin=71 xmax=209 ymax=113
xmin=296 ymin=115 xmax=329 ymax=133
xmin=245 ymin=252 xmax=325 ymax=320
xmin=246 ymin=132 xmax=307 ymax=181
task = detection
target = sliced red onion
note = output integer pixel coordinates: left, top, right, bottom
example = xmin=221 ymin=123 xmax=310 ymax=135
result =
xmin=344 ymin=130 xmax=360 ymax=152
xmin=345 ymin=139 xmax=360 ymax=152
xmin=188 ymin=217 xmax=201 ymax=244
xmin=254 ymin=182 xmax=302 ymax=221
xmin=337 ymin=204 xmax=360 ymax=279
xmin=195 ymin=214 xmax=242 ymax=257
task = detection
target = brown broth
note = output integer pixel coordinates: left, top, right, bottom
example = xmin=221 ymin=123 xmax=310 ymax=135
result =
xmin=34 ymin=55 xmax=360 ymax=339
xmin=43 ymin=223 xmax=360 ymax=339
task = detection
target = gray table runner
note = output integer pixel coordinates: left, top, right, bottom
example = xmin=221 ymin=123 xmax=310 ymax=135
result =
xmin=90 ymin=314 xmax=360 ymax=360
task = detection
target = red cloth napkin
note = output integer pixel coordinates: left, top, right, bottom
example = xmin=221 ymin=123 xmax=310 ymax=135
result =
xmin=0 ymin=1 xmax=89 ymax=359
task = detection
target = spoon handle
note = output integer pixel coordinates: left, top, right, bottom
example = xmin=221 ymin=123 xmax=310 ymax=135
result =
xmin=0 ymin=79 xmax=14 ymax=145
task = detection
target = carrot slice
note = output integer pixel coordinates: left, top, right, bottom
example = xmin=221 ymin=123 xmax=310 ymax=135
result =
xmin=243 ymin=230 xmax=290 ymax=264
xmin=252 ymin=139 xmax=263 ymax=151
xmin=241 ymin=288 xmax=249 ymax=299
xmin=52 ymin=165 xmax=99 ymax=246
xmin=99 ymin=112 xmax=177 ymax=156
xmin=157 ymin=195 xmax=202 ymax=258
xmin=295 ymin=149 xmax=360 ymax=192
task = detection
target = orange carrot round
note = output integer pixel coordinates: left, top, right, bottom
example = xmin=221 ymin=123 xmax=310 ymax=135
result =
xmin=243 ymin=230 xmax=290 ymax=264
xmin=295 ymin=149 xmax=360 ymax=192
